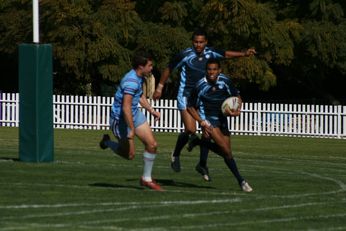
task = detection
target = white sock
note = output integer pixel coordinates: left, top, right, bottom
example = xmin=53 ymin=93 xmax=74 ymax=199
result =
xmin=142 ymin=151 xmax=156 ymax=182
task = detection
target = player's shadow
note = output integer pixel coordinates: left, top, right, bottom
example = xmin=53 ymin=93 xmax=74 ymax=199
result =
xmin=89 ymin=182 xmax=143 ymax=190
xmin=127 ymin=178 xmax=216 ymax=189
xmin=0 ymin=157 xmax=20 ymax=162
xmin=90 ymin=178 xmax=216 ymax=190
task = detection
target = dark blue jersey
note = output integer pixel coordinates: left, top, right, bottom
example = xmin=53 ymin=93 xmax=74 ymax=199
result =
xmin=168 ymin=46 xmax=225 ymax=98
xmin=188 ymin=73 xmax=239 ymax=122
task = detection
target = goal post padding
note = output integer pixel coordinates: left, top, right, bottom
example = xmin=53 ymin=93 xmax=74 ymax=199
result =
xmin=19 ymin=43 xmax=54 ymax=162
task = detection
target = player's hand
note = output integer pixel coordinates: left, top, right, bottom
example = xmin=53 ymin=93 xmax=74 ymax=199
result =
xmin=151 ymin=110 xmax=161 ymax=121
xmin=201 ymin=120 xmax=213 ymax=137
xmin=153 ymin=83 xmax=164 ymax=100
xmin=127 ymin=128 xmax=135 ymax=140
xmin=224 ymin=97 xmax=242 ymax=117
xmin=153 ymin=90 xmax=162 ymax=100
xmin=226 ymin=108 xmax=241 ymax=117
xmin=245 ymin=48 xmax=256 ymax=56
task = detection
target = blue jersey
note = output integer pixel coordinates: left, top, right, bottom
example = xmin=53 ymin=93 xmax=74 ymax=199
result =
xmin=169 ymin=46 xmax=225 ymax=98
xmin=111 ymin=69 xmax=144 ymax=120
xmin=188 ymin=73 xmax=239 ymax=122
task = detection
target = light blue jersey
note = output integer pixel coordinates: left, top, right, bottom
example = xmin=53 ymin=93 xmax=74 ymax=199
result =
xmin=109 ymin=69 xmax=147 ymax=139
xmin=111 ymin=69 xmax=143 ymax=120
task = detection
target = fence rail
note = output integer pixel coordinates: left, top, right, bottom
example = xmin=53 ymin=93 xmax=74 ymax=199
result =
xmin=0 ymin=93 xmax=345 ymax=139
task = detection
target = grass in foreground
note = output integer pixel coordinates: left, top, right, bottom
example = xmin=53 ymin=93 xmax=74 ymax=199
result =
xmin=0 ymin=127 xmax=346 ymax=231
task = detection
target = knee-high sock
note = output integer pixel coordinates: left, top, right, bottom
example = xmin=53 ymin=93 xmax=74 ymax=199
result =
xmin=172 ymin=132 xmax=189 ymax=157
xmin=224 ymin=158 xmax=244 ymax=185
xmin=143 ymin=151 xmax=156 ymax=182
xmin=200 ymin=140 xmax=223 ymax=157
xmin=106 ymin=140 xmax=119 ymax=153
xmin=199 ymin=137 xmax=209 ymax=167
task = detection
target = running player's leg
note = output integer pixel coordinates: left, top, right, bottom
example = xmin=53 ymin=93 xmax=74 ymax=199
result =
xmin=100 ymin=117 xmax=135 ymax=160
xmin=211 ymin=127 xmax=252 ymax=191
xmin=171 ymin=109 xmax=196 ymax=172
xmin=177 ymin=110 xmax=197 ymax=154
xmin=210 ymin=128 xmax=243 ymax=183
xmin=135 ymin=120 xmax=163 ymax=191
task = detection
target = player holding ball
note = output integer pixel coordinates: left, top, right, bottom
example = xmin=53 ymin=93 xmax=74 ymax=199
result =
xmin=187 ymin=58 xmax=252 ymax=192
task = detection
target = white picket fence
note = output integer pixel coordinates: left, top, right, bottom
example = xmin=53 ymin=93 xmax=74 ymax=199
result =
xmin=0 ymin=93 xmax=345 ymax=139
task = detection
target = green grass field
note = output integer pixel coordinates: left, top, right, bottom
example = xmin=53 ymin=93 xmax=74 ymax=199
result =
xmin=1 ymin=127 xmax=346 ymax=231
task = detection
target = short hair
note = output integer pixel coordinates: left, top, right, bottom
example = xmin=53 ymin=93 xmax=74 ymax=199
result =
xmin=131 ymin=50 xmax=152 ymax=69
xmin=191 ymin=28 xmax=208 ymax=40
xmin=206 ymin=58 xmax=221 ymax=69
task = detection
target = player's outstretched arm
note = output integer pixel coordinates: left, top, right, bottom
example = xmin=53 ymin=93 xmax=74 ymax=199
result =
xmin=225 ymin=48 xmax=256 ymax=58
xmin=153 ymin=67 xmax=171 ymax=100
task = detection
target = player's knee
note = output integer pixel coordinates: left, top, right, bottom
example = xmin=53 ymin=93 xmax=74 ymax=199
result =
xmin=146 ymin=141 xmax=158 ymax=153
xmin=185 ymin=128 xmax=196 ymax=134
xmin=184 ymin=122 xmax=196 ymax=134
xmin=220 ymin=147 xmax=231 ymax=157
xmin=223 ymin=151 xmax=233 ymax=159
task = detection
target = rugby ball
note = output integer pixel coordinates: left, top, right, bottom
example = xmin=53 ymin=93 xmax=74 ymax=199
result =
xmin=221 ymin=97 xmax=240 ymax=114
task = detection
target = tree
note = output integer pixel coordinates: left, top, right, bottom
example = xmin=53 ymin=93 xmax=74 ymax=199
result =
xmin=264 ymin=0 xmax=346 ymax=103
xmin=0 ymin=0 xmax=345 ymax=103
xmin=0 ymin=0 xmax=32 ymax=92
xmin=196 ymin=0 xmax=302 ymax=91
xmin=39 ymin=0 xmax=141 ymax=95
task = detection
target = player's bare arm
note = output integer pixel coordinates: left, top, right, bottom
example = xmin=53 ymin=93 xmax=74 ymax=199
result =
xmin=153 ymin=67 xmax=171 ymax=100
xmin=225 ymin=48 xmax=256 ymax=58
xmin=140 ymin=94 xmax=160 ymax=121
xmin=187 ymin=106 xmax=213 ymax=137
xmin=122 ymin=94 xmax=135 ymax=139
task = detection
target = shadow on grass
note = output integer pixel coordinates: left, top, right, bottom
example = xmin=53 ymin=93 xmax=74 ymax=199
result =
xmin=0 ymin=157 xmax=20 ymax=162
xmin=89 ymin=182 xmax=143 ymax=190
xmin=90 ymin=179 xmax=216 ymax=190
xmin=129 ymin=178 xmax=216 ymax=189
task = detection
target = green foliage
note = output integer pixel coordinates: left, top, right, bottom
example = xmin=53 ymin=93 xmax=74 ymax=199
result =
xmin=309 ymin=0 xmax=344 ymax=22
xmin=39 ymin=0 xmax=140 ymax=94
xmin=302 ymin=21 xmax=346 ymax=71
xmin=134 ymin=23 xmax=190 ymax=71
xmin=159 ymin=1 xmax=188 ymax=26
xmin=198 ymin=0 xmax=298 ymax=90
xmin=0 ymin=0 xmax=345 ymax=101
xmin=0 ymin=0 xmax=32 ymax=54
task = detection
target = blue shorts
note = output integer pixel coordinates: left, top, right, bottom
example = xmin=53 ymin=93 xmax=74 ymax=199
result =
xmin=207 ymin=116 xmax=230 ymax=135
xmin=110 ymin=110 xmax=147 ymax=139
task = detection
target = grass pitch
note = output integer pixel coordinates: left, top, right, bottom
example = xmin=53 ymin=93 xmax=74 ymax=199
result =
xmin=0 ymin=127 xmax=346 ymax=231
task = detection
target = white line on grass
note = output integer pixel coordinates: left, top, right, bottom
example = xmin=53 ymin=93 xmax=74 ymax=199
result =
xmin=0 ymin=198 xmax=241 ymax=220
xmin=2 ymin=201 xmax=345 ymax=231
xmin=241 ymin=158 xmax=346 ymax=173
xmin=0 ymin=182 xmax=244 ymax=196
xmin=313 ymin=226 xmax=346 ymax=231
xmin=301 ymin=171 xmax=346 ymax=190
xmin=174 ymin=212 xmax=346 ymax=230
xmin=0 ymin=198 xmax=241 ymax=209
xmin=237 ymin=151 xmax=346 ymax=161
xmin=69 ymin=201 xmax=344 ymax=224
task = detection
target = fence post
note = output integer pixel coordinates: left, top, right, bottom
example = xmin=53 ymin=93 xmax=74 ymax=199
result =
xmin=97 ymin=96 xmax=101 ymax=130
xmin=0 ymin=91 xmax=2 ymax=127
xmin=257 ymin=103 xmax=261 ymax=135
xmin=337 ymin=105 xmax=341 ymax=139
